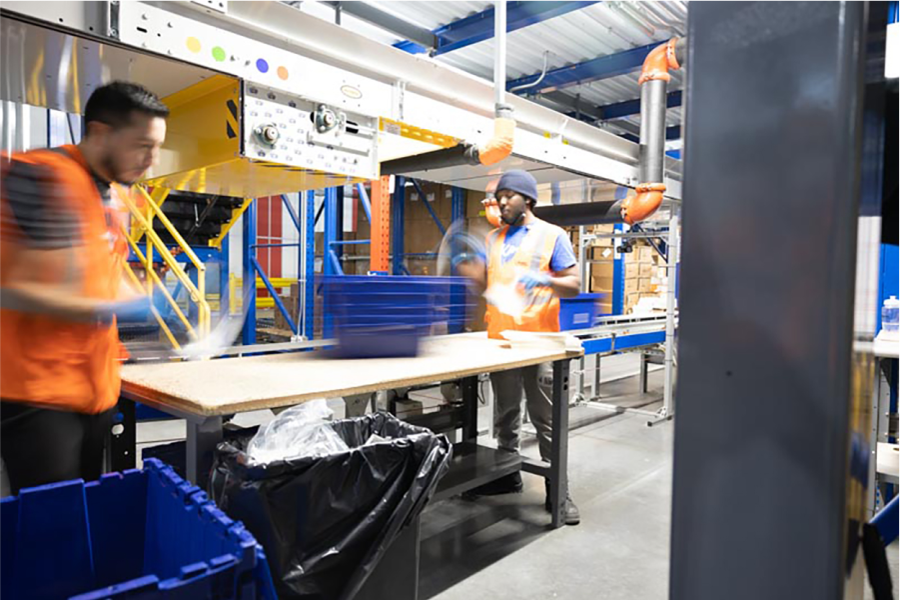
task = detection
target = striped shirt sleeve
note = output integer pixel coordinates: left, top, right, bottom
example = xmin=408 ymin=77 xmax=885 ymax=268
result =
xmin=2 ymin=159 xmax=80 ymax=248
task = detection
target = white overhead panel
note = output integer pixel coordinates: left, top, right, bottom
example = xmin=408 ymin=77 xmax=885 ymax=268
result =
xmin=0 ymin=15 xmax=218 ymax=113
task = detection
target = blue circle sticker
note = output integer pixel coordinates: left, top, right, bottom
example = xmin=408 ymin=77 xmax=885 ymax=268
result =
xmin=256 ymin=58 xmax=269 ymax=73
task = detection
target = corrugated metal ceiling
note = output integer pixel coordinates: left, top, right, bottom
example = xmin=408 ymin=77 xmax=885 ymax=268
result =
xmin=290 ymin=1 xmax=688 ymax=136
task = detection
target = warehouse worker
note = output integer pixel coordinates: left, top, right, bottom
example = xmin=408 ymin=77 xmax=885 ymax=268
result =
xmin=0 ymin=82 xmax=169 ymax=493
xmin=456 ymin=169 xmax=582 ymax=525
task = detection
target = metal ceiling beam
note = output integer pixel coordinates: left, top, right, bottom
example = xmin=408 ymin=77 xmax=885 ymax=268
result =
xmin=621 ymin=125 xmax=681 ymax=143
xmin=325 ymin=1 xmax=438 ymax=50
xmin=395 ymin=1 xmax=598 ymax=55
xmin=600 ymin=90 xmax=683 ymax=120
xmin=507 ymin=42 xmax=658 ymax=94
xmin=538 ymin=90 xmax=604 ymax=121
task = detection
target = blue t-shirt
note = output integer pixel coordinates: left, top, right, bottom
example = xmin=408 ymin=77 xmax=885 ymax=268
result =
xmin=498 ymin=224 xmax=577 ymax=272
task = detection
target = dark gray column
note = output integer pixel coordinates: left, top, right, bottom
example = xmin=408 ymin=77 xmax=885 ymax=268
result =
xmin=671 ymin=3 xmax=870 ymax=600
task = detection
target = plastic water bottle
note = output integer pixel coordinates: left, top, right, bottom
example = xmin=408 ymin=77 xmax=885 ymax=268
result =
xmin=882 ymin=296 xmax=899 ymax=333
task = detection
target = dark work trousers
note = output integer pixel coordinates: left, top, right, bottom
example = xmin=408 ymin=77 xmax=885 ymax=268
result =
xmin=1 ymin=401 xmax=114 ymax=494
xmin=490 ymin=362 xmax=554 ymax=462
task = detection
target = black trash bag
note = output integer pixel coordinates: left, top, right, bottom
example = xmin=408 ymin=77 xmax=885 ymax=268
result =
xmin=210 ymin=412 xmax=452 ymax=600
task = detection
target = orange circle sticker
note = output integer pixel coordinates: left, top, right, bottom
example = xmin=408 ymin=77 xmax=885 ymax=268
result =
xmin=277 ymin=66 xmax=289 ymax=80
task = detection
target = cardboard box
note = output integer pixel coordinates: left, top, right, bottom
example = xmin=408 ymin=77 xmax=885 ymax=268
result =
xmin=625 ymin=263 xmax=639 ymax=279
xmin=591 ymin=276 xmax=614 ymax=293
xmin=639 ymin=277 xmax=656 ymax=292
xmin=590 ymin=246 xmax=615 ymax=260
xmin=640 ymin=263 xmax=654 ymax=278
xmin=638 ymin=246 xmax=655 ymax=263
xmin=591 ymin=262 xmax=614 ymax=279
xmin=624 ymin=278 xmax=639 ymax=294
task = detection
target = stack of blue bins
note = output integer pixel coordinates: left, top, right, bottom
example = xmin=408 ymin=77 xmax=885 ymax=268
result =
xmin=0 ymin=458 xmax=276 ymax=599
xmin=321 ymin=275 xmax=473 ymax=358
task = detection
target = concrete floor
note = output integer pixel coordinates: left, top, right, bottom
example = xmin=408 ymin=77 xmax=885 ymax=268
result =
xmin=420 ymin=371 xmax=673 ymax=600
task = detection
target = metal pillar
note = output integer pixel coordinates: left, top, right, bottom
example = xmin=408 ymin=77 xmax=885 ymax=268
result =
xmin=392 ymin=175 xmax=406 ymax=275
xmin=612 ymin=223 xmax=625 ymax=315
xmin=370 ymin=177 xmax=391 ymax=273
xmin=219 ymin=234 xmax=230 ymax=321
xmin=451 ymin=185 xmax=466 ymax=225
xmin=241 ymin=198 xmax=257 ymax=345
xmin=323 ymin=187 xmax=340 ymax=276
xmin=450 ymin=186 xmax=467 ymax=332
xmin=303 ymin=190 xmax=316 ymax=339
xmin=670 ymin=4 xmax=870 ymax=600
xmin=649 ymin=209 xmax=678 ymax=426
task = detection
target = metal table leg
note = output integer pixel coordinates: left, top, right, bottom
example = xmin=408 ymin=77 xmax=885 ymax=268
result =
xmin=460 ymin=376 xmax=479 ymax=442
xmin=639 ymin=351 xmax=649 ymax=394
xmin=187 ymin=416 xmax=224 ymax=490
xmin=549 ymin=359 xmax=571 ymax=528
xmin=108 ymin=398 xmax=137 ymax=473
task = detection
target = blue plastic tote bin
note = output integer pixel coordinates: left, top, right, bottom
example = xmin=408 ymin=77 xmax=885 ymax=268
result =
xmin=559 ymin=293 xmax=608 ymax=330
xmin=0 ymin=458 xmax=276 ymax=599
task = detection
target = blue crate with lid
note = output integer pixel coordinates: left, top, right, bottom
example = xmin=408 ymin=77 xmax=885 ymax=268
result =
xmin=0 ymin=458 xmax=276 ymax=599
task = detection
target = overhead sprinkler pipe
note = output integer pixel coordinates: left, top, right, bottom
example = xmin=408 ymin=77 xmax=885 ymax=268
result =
xmin=475 ymin=0 xmax=515 ymax=166
xmin=621 ymin=37 xmax=686 ymax=224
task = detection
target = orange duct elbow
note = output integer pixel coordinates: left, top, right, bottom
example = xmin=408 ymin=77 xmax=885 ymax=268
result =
xmin=478 ymin=117 xmax=515 ymax=165
xmin=638 ymin=38 xmax=681 ymax=85
xmin=621 ymin=183 xmax=665 ymax=225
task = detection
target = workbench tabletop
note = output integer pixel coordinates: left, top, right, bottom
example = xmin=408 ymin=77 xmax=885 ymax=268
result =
xmin=121 ymin=334 xmax=582 ymax=417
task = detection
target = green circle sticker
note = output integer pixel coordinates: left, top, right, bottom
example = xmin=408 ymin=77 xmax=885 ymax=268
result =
xmin=212 ymin=46 xmax=226 ymax=62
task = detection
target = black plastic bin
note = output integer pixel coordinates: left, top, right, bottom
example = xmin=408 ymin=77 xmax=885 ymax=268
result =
xmin=209 ymin=412 xmax=452 ymax=600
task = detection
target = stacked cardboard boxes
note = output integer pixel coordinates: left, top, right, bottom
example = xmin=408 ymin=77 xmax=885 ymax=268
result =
xmin=624 ymin=242 xmax=665 ymax=313
xmin=587 ymin=224 xmax=616 ymax=315
xmin=586 ymin=227 xmax=668 ymax=315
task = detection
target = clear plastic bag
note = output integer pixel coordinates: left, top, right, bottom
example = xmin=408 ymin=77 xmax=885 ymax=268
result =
xmin=247 ymin=400 xmax=349 ymax=464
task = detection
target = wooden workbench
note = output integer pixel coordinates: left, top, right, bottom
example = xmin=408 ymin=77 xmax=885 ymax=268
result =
xmin=121 ymin=334 xmax=579 ymax=417
xmin=118 ymin=333 xmax=582 ymax=528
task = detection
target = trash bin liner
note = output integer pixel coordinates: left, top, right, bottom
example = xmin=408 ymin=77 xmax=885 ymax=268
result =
xmin=209 ymin=412 xmax=452 ymax=600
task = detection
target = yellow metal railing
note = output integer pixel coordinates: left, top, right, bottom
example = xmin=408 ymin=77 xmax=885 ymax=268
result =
xmin=230 ymin=277 xmax=298 ymax=313
xmin=120 ymin=186 xmax=212 ymax=343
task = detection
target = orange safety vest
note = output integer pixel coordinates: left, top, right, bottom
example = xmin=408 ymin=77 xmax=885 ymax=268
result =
xmin=485 ymin=218 xmax=562 ymax=340
xmin=0 ymin=145 xmax=129 ymax=414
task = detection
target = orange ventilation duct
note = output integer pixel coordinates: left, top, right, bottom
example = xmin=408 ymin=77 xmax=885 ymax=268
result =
xmin=621 ymin=37 xmax=686 ymax=225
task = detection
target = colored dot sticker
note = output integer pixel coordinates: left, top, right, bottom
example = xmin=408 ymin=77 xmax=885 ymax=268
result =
xmin=277 ymin=66 xmax=289 ymax=81
xmin=186 ymin=37 xmax=201 ymax=53
xmin=212 ymin=46 xmax=226 ymax=62
xmin=256 ymin=58 xmax=269 ymax=73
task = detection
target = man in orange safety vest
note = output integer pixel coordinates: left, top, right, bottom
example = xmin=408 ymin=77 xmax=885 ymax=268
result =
xmin=456 ymin=169 xmax=581 ymax=525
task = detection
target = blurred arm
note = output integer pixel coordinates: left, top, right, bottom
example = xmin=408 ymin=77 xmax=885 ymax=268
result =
xmin=549 ymin=265 xmax=580 ymax=299
xmin=455 ymin=257 xmax=487 ymax=294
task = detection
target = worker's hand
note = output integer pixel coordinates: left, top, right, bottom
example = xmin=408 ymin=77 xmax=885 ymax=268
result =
xmin=95 ymin=296 xmax=152 ymax=323
xmin=451 ymin=252 xmax=485 ymax=269
xmin=518 ymin=271 xmax=552 ymax=292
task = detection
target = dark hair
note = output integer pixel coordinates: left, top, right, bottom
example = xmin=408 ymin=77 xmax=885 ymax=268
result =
xmin=83 ymin=81 xmax=169 ymax=134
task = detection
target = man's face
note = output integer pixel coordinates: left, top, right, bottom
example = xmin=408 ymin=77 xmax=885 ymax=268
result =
xmin=93 ymin=113 xmax=166 ymax=185
xmin=497 ymin=189 xmax=528 ymax=226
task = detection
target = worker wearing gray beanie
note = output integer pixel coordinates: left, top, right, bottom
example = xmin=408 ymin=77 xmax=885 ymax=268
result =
xmin=456 ymin=168 xmax=582 ymax=526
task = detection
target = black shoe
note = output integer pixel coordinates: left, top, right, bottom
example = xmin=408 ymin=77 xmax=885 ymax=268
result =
xmin=462 ymin=472 xmax=524 ymax=499
xmin=545 ymin=481 xmax=581 ymax=526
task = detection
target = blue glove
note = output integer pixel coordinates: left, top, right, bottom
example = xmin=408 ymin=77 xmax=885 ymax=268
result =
xmin=96 ymin=295 xmax=158 ymax=323
xmin=518 ymin=271 xmax=552 ymax=292
xmin=451 ymin=252 xmax=485 ymax=269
